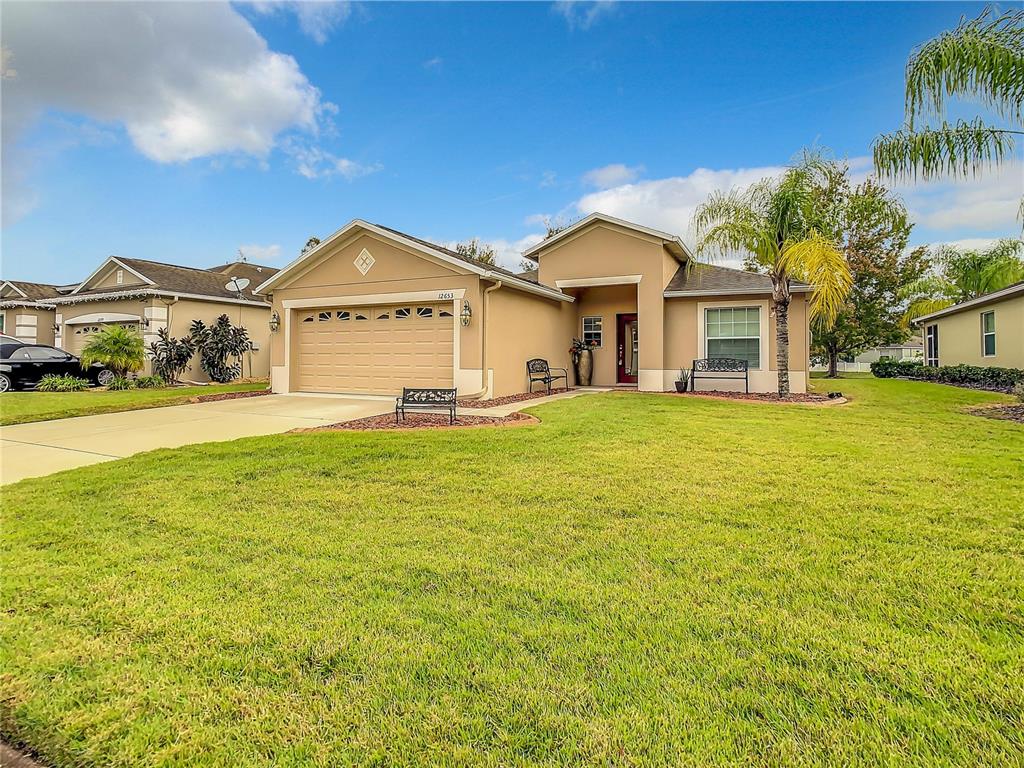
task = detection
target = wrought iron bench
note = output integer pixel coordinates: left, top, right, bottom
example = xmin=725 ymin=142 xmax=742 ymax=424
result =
xmin=395 ymin=387 xmax=458 ymax=424
xmin=526 ymin=358 xmax=569 ymax=393
xmin=690 ymin=358 xmax=749 ymax=393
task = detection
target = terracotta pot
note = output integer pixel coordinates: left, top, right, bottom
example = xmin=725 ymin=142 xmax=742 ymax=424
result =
xmin=575 ymin=348 xmax=593 ymax=386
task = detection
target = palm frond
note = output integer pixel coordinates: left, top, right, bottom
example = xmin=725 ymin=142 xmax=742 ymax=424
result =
xmin=905 ymin=297 xmax=954 ymax=326
xmin=779 ymin=232 xmax=852 ymax=328
xmin=872 ymin=119 xmax=1017 ymax=181
xmin=905 ymin=7 xmax=1024 ymax=125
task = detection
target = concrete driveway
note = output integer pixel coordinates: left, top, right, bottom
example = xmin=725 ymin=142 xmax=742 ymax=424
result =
xmin=0 ymin=394 xmax=393 ymax=485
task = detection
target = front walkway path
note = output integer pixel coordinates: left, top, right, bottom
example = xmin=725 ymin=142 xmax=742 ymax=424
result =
xmin=0 ymin=394 xmax=392 ymax=485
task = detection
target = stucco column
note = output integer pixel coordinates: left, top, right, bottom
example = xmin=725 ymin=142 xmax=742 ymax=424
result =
xmin=636 ymin=280 xmax=666 ymax=391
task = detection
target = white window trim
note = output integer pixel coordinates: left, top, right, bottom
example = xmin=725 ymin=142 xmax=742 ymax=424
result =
xmin=697 ymin=299 xmax=767 ymax=371
xmin=582 ymin=316 xmax=603 ymax=348
xmin=981 ymin=310 xmax=996 ymax=357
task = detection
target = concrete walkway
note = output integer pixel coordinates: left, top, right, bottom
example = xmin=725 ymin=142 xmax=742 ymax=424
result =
xmin=0 ymin=394 xmax=393 ymax=485
xmin=466 ymin=387 xmax=609 ymax=416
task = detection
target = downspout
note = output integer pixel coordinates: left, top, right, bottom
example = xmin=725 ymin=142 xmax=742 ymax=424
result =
xmin=461 ymin=279 xmax=502 ymax=400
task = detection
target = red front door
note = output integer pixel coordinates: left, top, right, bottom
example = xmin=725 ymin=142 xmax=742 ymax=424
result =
xmin=616 ymin=313 xmax=638 ymax=384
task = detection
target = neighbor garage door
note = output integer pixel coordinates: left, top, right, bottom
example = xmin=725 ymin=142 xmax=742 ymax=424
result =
xmin=295 ymin=303 xmax=454 ymax=394
xmin=66 ymin=322 xmax=139 ymax=356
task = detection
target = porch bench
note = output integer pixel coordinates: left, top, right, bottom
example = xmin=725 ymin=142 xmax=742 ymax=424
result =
xmin=690 ymin=358 xmax=749 ymax=393
xmin=395 ymin=387 xmax=458 ymax=424
xmin=526 ymin=358 xmax=569 ymax=393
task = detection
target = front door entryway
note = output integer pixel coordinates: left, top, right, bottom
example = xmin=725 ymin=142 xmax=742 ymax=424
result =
xmin=616 ymin=313 xmax=638 ymax=384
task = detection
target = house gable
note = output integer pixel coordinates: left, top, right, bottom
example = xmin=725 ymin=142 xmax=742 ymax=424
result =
xmin=72 ymin=257 xmax=153 ymax=294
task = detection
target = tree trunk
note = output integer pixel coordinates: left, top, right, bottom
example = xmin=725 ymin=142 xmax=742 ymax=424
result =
xmin=827 ymin=348 xmax=839 ymax=378
xmin=775 ymin=298 xmax=791 ymax=397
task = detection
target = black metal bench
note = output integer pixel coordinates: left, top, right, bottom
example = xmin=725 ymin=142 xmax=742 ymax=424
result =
xmin=395 ymin=387 xmax=458 ymax=424
xmin=526 ymin=358 xmax=568 ymax=393
xmin=691 ymin=358 xmax=749 ymax=393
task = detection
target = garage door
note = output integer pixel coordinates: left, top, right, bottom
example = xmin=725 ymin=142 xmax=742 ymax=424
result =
xmin=295 ymin=303 xmax=454 ymax=394
xmin=67 ymin=322 xmax=139 ymax=356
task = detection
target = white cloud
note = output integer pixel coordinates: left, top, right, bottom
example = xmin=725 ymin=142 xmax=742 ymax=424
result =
xmin=553 ymin=1 xmax=617 ymax=30
xmin=247 ymin=1 xmax=353 ymax=45
xmin=895 ymin=162 xmax=1023 ymax=232
xmin=285 ymin=142 xmax=382 ymax=180
xmin=2 ymin=2 xmax=331 ymax=223
xmin=238 ymin=243 xmax=283 ymax=263
xmin=423 ymin=56 xmax=443 ymax=70
xmin=582 ymin=163 xmax=644 ymax=189
xmin=539 ymin=170 xmax=558 ymax=188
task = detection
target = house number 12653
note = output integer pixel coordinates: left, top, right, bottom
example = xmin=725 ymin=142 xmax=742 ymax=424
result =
xmin=437 ymin=291 xmax=455 ymax=300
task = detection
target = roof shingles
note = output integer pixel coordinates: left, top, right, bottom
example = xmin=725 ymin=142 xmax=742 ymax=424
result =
xmin=665 ymin=264 xmax=810 ymax=295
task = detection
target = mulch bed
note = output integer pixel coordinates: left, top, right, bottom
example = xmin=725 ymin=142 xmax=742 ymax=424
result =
xmin=458 ymin=388 xmax=575 ymax=408
xmin=665 ymin=390 xmax=837 ymax=404
xmin=297 ymin=411 xmax=535 ymax=432
xmin=188 ymin=389 xmax=270 ymax=404
xmin=970 ymin=404 xmax=1024 ymax=423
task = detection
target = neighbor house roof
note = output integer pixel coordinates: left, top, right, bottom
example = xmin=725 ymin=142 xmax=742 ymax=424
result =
xmin=663 ymin=263 xmax=811 ymax=297
xmin=0 ymin=280 xmax=65 ymax=309
xmin=254 ymin=219 xmax=572 ymax=303
xmin=522 ymin=212 xmax=691 ymax=261
xmin=913 ymin=280 xmax=1024 ymax=324
xmin=51 ymin=257 xmax=279 ymax=306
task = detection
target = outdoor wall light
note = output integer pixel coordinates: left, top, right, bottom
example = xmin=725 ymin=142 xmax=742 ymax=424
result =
xmin=269 ymin=311 xmax=281 ymax=333
xmin=51 ymin=322 xmax=60 ymax=333
xmin=460 ymin=300 xmax=472 ymax=327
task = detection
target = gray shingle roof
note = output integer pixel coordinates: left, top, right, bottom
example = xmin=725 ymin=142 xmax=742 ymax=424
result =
xmin=104 ymin=258 xmax=278 ymax=302
xmin=3 ymin=281 xmax=63 ymax=301
xmin=665 ymin=263 xmax=810 ymax=295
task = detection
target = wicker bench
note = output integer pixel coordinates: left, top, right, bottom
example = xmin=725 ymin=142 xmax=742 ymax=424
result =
xmin=690 ymin=358 xmax=749 ymax=393
xmin=526 ymin=358 xmax=569 ymax=393
xmin=395 ymin=387 xmax=457 ymax=424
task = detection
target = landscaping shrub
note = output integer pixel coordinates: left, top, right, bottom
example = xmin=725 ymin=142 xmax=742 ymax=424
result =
xmin=106 ymin=375 xmax=137 ymax=391
xmin=134 ymin=375 xmax=167 ymax=389
xmin=870 ymin=359 xmax=1024 ymax=391
xmin=148 ymin=328 xmax=195 ymax=383
xmin=35 ymin=374 xmax=91 ymax=392
xmin=79 ymin=325 xmax=145 ymax=376
xmin=189 ymin=315 xmax=252 ymax=383
xmin=1013 ymin=382 xmax=1024 ymax=403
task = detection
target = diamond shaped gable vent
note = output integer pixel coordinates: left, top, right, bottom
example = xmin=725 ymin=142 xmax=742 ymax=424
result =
xmin=354 ymin=249 xmax=375 ymax=275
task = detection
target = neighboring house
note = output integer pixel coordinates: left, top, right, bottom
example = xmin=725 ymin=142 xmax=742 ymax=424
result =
xmin=914 ymin=281 xmax=1024 ymax=369
xmin=255 ymin=214 xmax=812 ymax=397
xmin=0 ymin=281 xmax=75 ymax=346
xmin=43 ymin=257 xmax=279 ymax=380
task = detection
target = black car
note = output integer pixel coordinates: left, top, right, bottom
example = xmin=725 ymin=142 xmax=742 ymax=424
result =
xmin=0 ymin=342 xmax=113 ymax=392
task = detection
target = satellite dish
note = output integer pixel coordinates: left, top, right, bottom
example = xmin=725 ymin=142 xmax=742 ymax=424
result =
xmin=225 ymin=277 xmax=251 ymax=294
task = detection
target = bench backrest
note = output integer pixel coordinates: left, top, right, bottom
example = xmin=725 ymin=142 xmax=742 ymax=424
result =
xmin=526 ymin=358 xmax=551 ymax=375
xmin=401 ymin=387 xmax=457 ymax=404
xmin=692 ymin=358 xmax=748 ymax=373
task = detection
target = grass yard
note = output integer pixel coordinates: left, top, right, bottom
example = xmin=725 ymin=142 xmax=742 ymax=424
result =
xmin=0 ymin=382 xmax=268 ymax=426
xmin=2 ymin=378 xmax=1022 ymax=766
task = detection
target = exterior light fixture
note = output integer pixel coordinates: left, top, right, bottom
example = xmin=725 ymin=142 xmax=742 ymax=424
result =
xmin=460 ymin=300 xmax=472 ymax=327
xmin=269 ymin=311 xmax=281 ymax=333
xmin=52 ymin=322 xmax=60 ymax=333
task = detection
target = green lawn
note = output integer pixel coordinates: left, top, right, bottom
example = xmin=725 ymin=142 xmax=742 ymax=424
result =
xmin=0 ymin=382 xmax=268 ymax=426
xmin=2 ymin=378 xmax=1022 ymax=766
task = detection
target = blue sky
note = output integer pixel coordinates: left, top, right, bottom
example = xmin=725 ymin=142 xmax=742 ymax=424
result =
xmin=2 ymin=1 xmax=1020 ymax=283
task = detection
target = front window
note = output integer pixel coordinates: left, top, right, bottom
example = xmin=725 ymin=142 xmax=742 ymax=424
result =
xmin=925 ymin=324 xmax=939 ymax=366
xmin=705 ymin=307 xmax=760 ymax=368
xmin=582 ymin=316 xmax=602 ymax=347
xmin=982 ymin=311 xmax=995 ymax=357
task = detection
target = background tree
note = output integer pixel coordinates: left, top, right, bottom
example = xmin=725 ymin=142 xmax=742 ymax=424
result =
xmin=812 ymin=178 xmax=926 ymax=376
xmin=301 ymin=236 xmax=321 ymax=255
xmin=454 ymin=238 xmax=497 ymax=266
xmin=873 ymin=7 xmax=1024 ymax=219
xmin=518 ymin=217 xmax=581 ymax=273
xmin=902 ymin=239 xmax=1024 ymax=321
xmin=148 ymin=328 xmax=196 ymax=383
xmin=693 ymin=152 xmax=852 ymax=396
xmin=78 ymin=325 xmax=145 ymax=378
xmin=189 ymin=315 xmax=252 ymax=383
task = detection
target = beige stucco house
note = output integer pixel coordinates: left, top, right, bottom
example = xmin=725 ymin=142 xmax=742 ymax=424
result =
xmin=0 ymin=281 xmax=71 ymax=345
xmin=914 ymin=281 xmax=1024 ymax=369
xmin=255 ymin=214 xmax=812 ymax=397
xmin=41 ymin=257 xmax=279 ymax=380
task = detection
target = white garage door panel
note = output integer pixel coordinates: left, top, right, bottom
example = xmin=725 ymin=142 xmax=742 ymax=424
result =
xmin=295 ymin=303 xmax=453 ymax=394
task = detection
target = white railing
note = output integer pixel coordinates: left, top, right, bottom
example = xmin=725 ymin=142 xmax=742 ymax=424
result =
xmin=810 ymin=361 xmax=875 ymax=373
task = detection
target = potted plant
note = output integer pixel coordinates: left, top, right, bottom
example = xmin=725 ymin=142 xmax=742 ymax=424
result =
xmin=569 ymin=337 xmax=597 ymax=386
xmin=675 ymin=368 xmax=691 ymax=393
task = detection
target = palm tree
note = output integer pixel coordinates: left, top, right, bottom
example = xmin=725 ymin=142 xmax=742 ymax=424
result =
xmin=79 ymin=324 xmax=145 ymax=378
xmin=873 ymin=7 xmax=1024 ymax=217
xmin=903 ymin=239 xmax=1024 ymax=321
xmin=692 ymin=154 xmax=852 ymax=396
